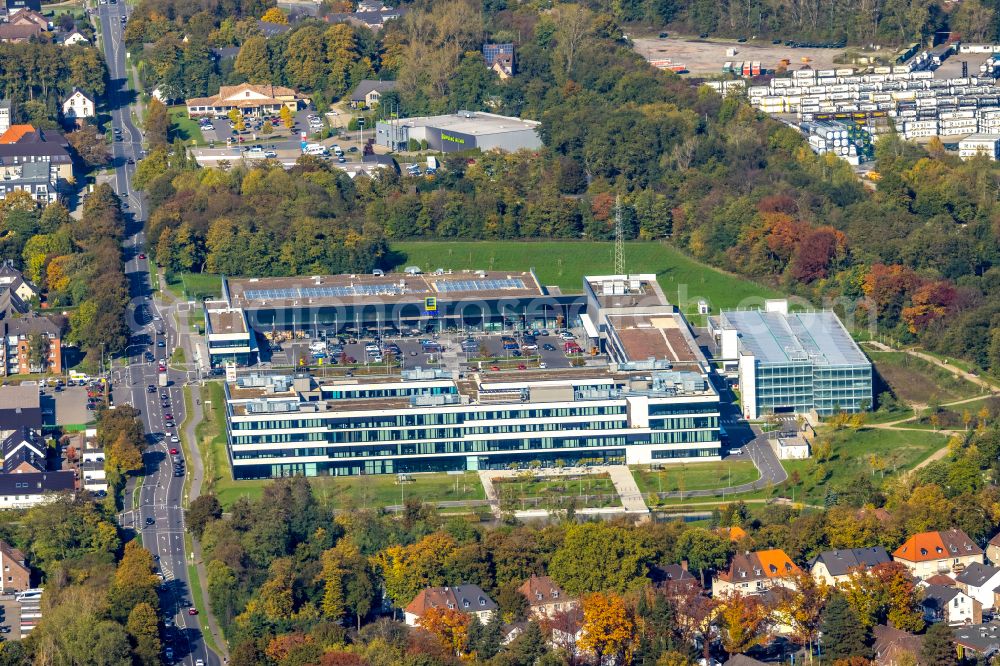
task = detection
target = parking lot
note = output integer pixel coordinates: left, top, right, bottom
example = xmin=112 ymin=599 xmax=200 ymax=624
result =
xmin=633 ymin=36 xmax=849 ymax=76
xmin=261 ymin=329 xmax=592 ymax=373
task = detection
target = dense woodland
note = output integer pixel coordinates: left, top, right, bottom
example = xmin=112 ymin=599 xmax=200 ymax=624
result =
xmin=0 ymin=42 xmax=106 ymax=128
xmin=0 ymin=184 xmax=131 ymax=360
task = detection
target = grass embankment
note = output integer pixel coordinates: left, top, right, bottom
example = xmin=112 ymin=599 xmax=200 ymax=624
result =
xmin=781 ymin=427 xmax=948 ymax=504
xmin=391 ymin=241 xmax=784 ymax=321
xmin=495 ymin=473 xmax=620 ymax=511
xmin=199 ymin=382 xmax=486 ymax=509
xmin=871 ymin=351 xmax=983 ymax=405
xmin=631 ymin=460 xmax=760 ymax=495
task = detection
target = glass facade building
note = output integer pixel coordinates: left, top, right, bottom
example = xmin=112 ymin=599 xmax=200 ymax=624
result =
xmin=224 ymin=372 xmax=722 ymax=479
xmin=721 ymin=304 xmax=872 ymax=419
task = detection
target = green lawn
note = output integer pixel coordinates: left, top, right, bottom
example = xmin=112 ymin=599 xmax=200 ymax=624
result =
xmin=166 ymin=273 xmax=222 ymax=301
xmin=390 ymin=241 xmax=784 ymax=316
xmin=200 ymin=382 xmax=486 ymax=509
xmin=168 ymin=107 xmax=205 ymax=145
xmin=631 ymin=460 xmax=761 ymax=495
xmin=871 ymin=351 xmax=984 ymax=406
xmin=781 ymin=427 xmax=948 ymax=504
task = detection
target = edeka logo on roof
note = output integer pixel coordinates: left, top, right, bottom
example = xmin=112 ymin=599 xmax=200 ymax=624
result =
xmin=441 ymin=132 xmax=465 ymax=144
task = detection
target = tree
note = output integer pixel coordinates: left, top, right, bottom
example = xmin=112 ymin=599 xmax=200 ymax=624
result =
xmin=419 ymin=606 xmax=471 ymax=656
xmin=107 ymin=541 xmax=160 ymax=622
xmin=674 ymin=528 xmax=730 ymax=586
xmin=496 ymin=581 xmax=529 ymax=623
xmin=185 ymin=494 xmax=222 ymax=539
xmin=549 ymin=522 xmax=653 ymax=595
xmin=234 ymin=35 xmax=272 ymax=84
xmin=145 ymin=98 xmax=169 ymax=148
xmin=126 ymin=602 xmax=162 ymax=666
xmin=228 ymin=108 xmax=246 ymax=133
xmin=281 ymin=105 xmax=294 ymax=130
xmin=578 ymin=592 xmax=637 ymax=666
xmin=777 ymin=571 xmax=828 ymax=659
xmin=820 ymin=593 xmax=871 ymax=662
xmin=262 ymin=120 xmax=274 ymax=135
xmin=260 ymin=7 xmax=287 ymax=23
xmin=371 ymin=532 xmax=458 ymax=605
xmin=841 ymin=562 xmax=924 ymax=632
xmin=919 ymin=622 xmax=958 ymax=666
xmin=67 ymin=125 xmax=110 ymax=167
xmin=27 ymin=334 xmax=50 ymax=372
xmin=718 ymin=591 xmax=770 ymax=656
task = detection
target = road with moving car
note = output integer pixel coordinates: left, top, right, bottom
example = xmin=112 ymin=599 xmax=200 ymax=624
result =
xmin=95 ymin=3 xmax=218 ymax=664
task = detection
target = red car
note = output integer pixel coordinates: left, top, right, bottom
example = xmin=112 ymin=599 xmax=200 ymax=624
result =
xmin=169 ymin=448 xmax=178 ymax=455
xmin=138 ymin=253 xmax=146 ymax=259
xmin=518 ymin=364 xmax=527 ymax=370
xmin=188 ymin=607 xmax=198 ymax=616
xmin=158 ymin=363 xmax=166 ymax=372
xmin=490 ymin=365 xmax=500 ymax=371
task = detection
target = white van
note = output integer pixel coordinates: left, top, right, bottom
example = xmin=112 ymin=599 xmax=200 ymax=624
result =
xmin=245 ymin=147 xmax=265 ymax=158
xmin=304 ymin=143 xmax=328 ymax=156
xmin=332 ymin=145 xmax=343 ymax=156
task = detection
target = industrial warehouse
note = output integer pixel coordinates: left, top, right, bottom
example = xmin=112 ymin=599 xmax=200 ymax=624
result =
xmin=222 ymin=274 xmax=722 ymax=479
xmin=375 ymin=111 xmax=542 ymax=153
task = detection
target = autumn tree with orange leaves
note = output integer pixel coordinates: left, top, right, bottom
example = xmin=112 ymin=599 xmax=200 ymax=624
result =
xmin=718 ymin=591 xmax=771 ymax=656
xmin=418 ymin=606 xmax=472 ymax=656
xmin=578 ymin=592 xmax=637 ymax=666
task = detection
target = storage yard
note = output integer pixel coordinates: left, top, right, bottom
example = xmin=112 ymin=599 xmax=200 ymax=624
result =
xmin=633 ymin=37 xmax=849 ymax=76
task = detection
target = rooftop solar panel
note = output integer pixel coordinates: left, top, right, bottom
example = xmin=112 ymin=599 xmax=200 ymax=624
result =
xmin=436 ymin=278 xmax=526 ymax=293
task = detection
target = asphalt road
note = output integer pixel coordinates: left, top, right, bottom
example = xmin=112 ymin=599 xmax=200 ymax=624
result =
xmin=95 ymin=3 xmax=218 ymax=664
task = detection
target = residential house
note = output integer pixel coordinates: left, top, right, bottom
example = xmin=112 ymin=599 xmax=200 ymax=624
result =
xmin=808 ymin=547 xmax=891 ymax=586
xmin=61 ymin=88 xmax=94 ymax=124
xmin=2 ymin=0 xmax=40 ymax=15
xmin=0 ymin=541 xmax=29 ymax=593
xmin=986 ymin=533 xmax=1000 ymax=565
xmin=956 ymin=562 xmax=1000 ymax=611
xmin=953 ymin=622 xmax=1000 ymax=662
xmin=873 ymin=624 xmax=923 ymax=666
xmin=0 ymin=385 xmax=41 ymax=441
xmin=349 ymin=80 xmax=396 ymax=109
xmin=0 ymin=162 xmax=55 ymax=204
xmin=0 ymin=126 xmax=73 ymax=190
xmin=0 ymin=7 xmax=46 ymax=42
xmin=893 ymin=529 xmax=984 ymax=578
xmin=2 ymin=426 xmax=47 ymax=474
xmin=483 ymin=43 xmax=514 ymax=68
xmin=403 ymin=585 xmax=497 ymax=627
xmin=186 ymin=83 xmax=309 ymax=118
xmin=0 ymin=261 xmax=39 ymax=317
xmin=723 ymin=656 xmax=768 ymax=666
xmin=2 ymin=315 xmax=62 ymax=375
xmin=491 ymin=58 xmax=514 ymax=80
xmin=649 ymin=562 xmax=701 ymax=597
xmin=325 ymin=6 xmax=406 ymax=31
xmin=925 ymin=573 xmax=959 ymax=586
xmin=0 ymin=472 xmax=74 ymax=509
xmin=256 ymin=20 xmax=290 ymax=37
xmin=0 ymin=100 xmax=10 ymax=135
xmin=518 ymin=575 xmax=576 ymax=619
xmin=920 ymin=584 xmax=981 ymax=626
xmin=712 ymin=549 xmax=801 ymax=597
xmin=61 ymin=30 xmax=88 ymax=45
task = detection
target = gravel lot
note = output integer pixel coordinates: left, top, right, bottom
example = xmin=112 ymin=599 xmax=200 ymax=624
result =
xmin=632 ymin=36 xmax=849 ymax=75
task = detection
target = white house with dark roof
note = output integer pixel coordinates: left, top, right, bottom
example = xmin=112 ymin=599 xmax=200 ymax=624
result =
xmin=956 ymin=562 xmax=1000 ymax=611
xmin=61 ymin=88 xmax=94 ymax=124
xmin=920 ymin=583 xmax=981 ymax=626
xmin=404 ymin=585 xmax=497 ymax=627
xmin=809 ymin=546 xmax=891 ymax=586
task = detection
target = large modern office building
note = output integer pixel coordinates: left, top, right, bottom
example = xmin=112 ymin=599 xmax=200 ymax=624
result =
xmin=717 ymin=300 xmax=872 ymax=419
xmin=222 ymin=274 xmax=722 ymax=479
xmin=375 ymin=111 xmax=542 ymax=153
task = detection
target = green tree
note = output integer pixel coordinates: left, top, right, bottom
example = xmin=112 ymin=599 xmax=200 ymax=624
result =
xmin=186 ymin=494 xmax=222 ymax=539
xmin=820 ymin=592 xmax=871 ymax=662
xmin=673 ymin=528 xmax=730 ymax=586
xmin=126 ymin=602 xmax=162 ymax=666
xmin=920 ymin=622 xmax=958 ymax=666
xmin=144 ymin=98 xmax=169 ymax=148
xmin=549 ymin=522 xmax=654 ymax=595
